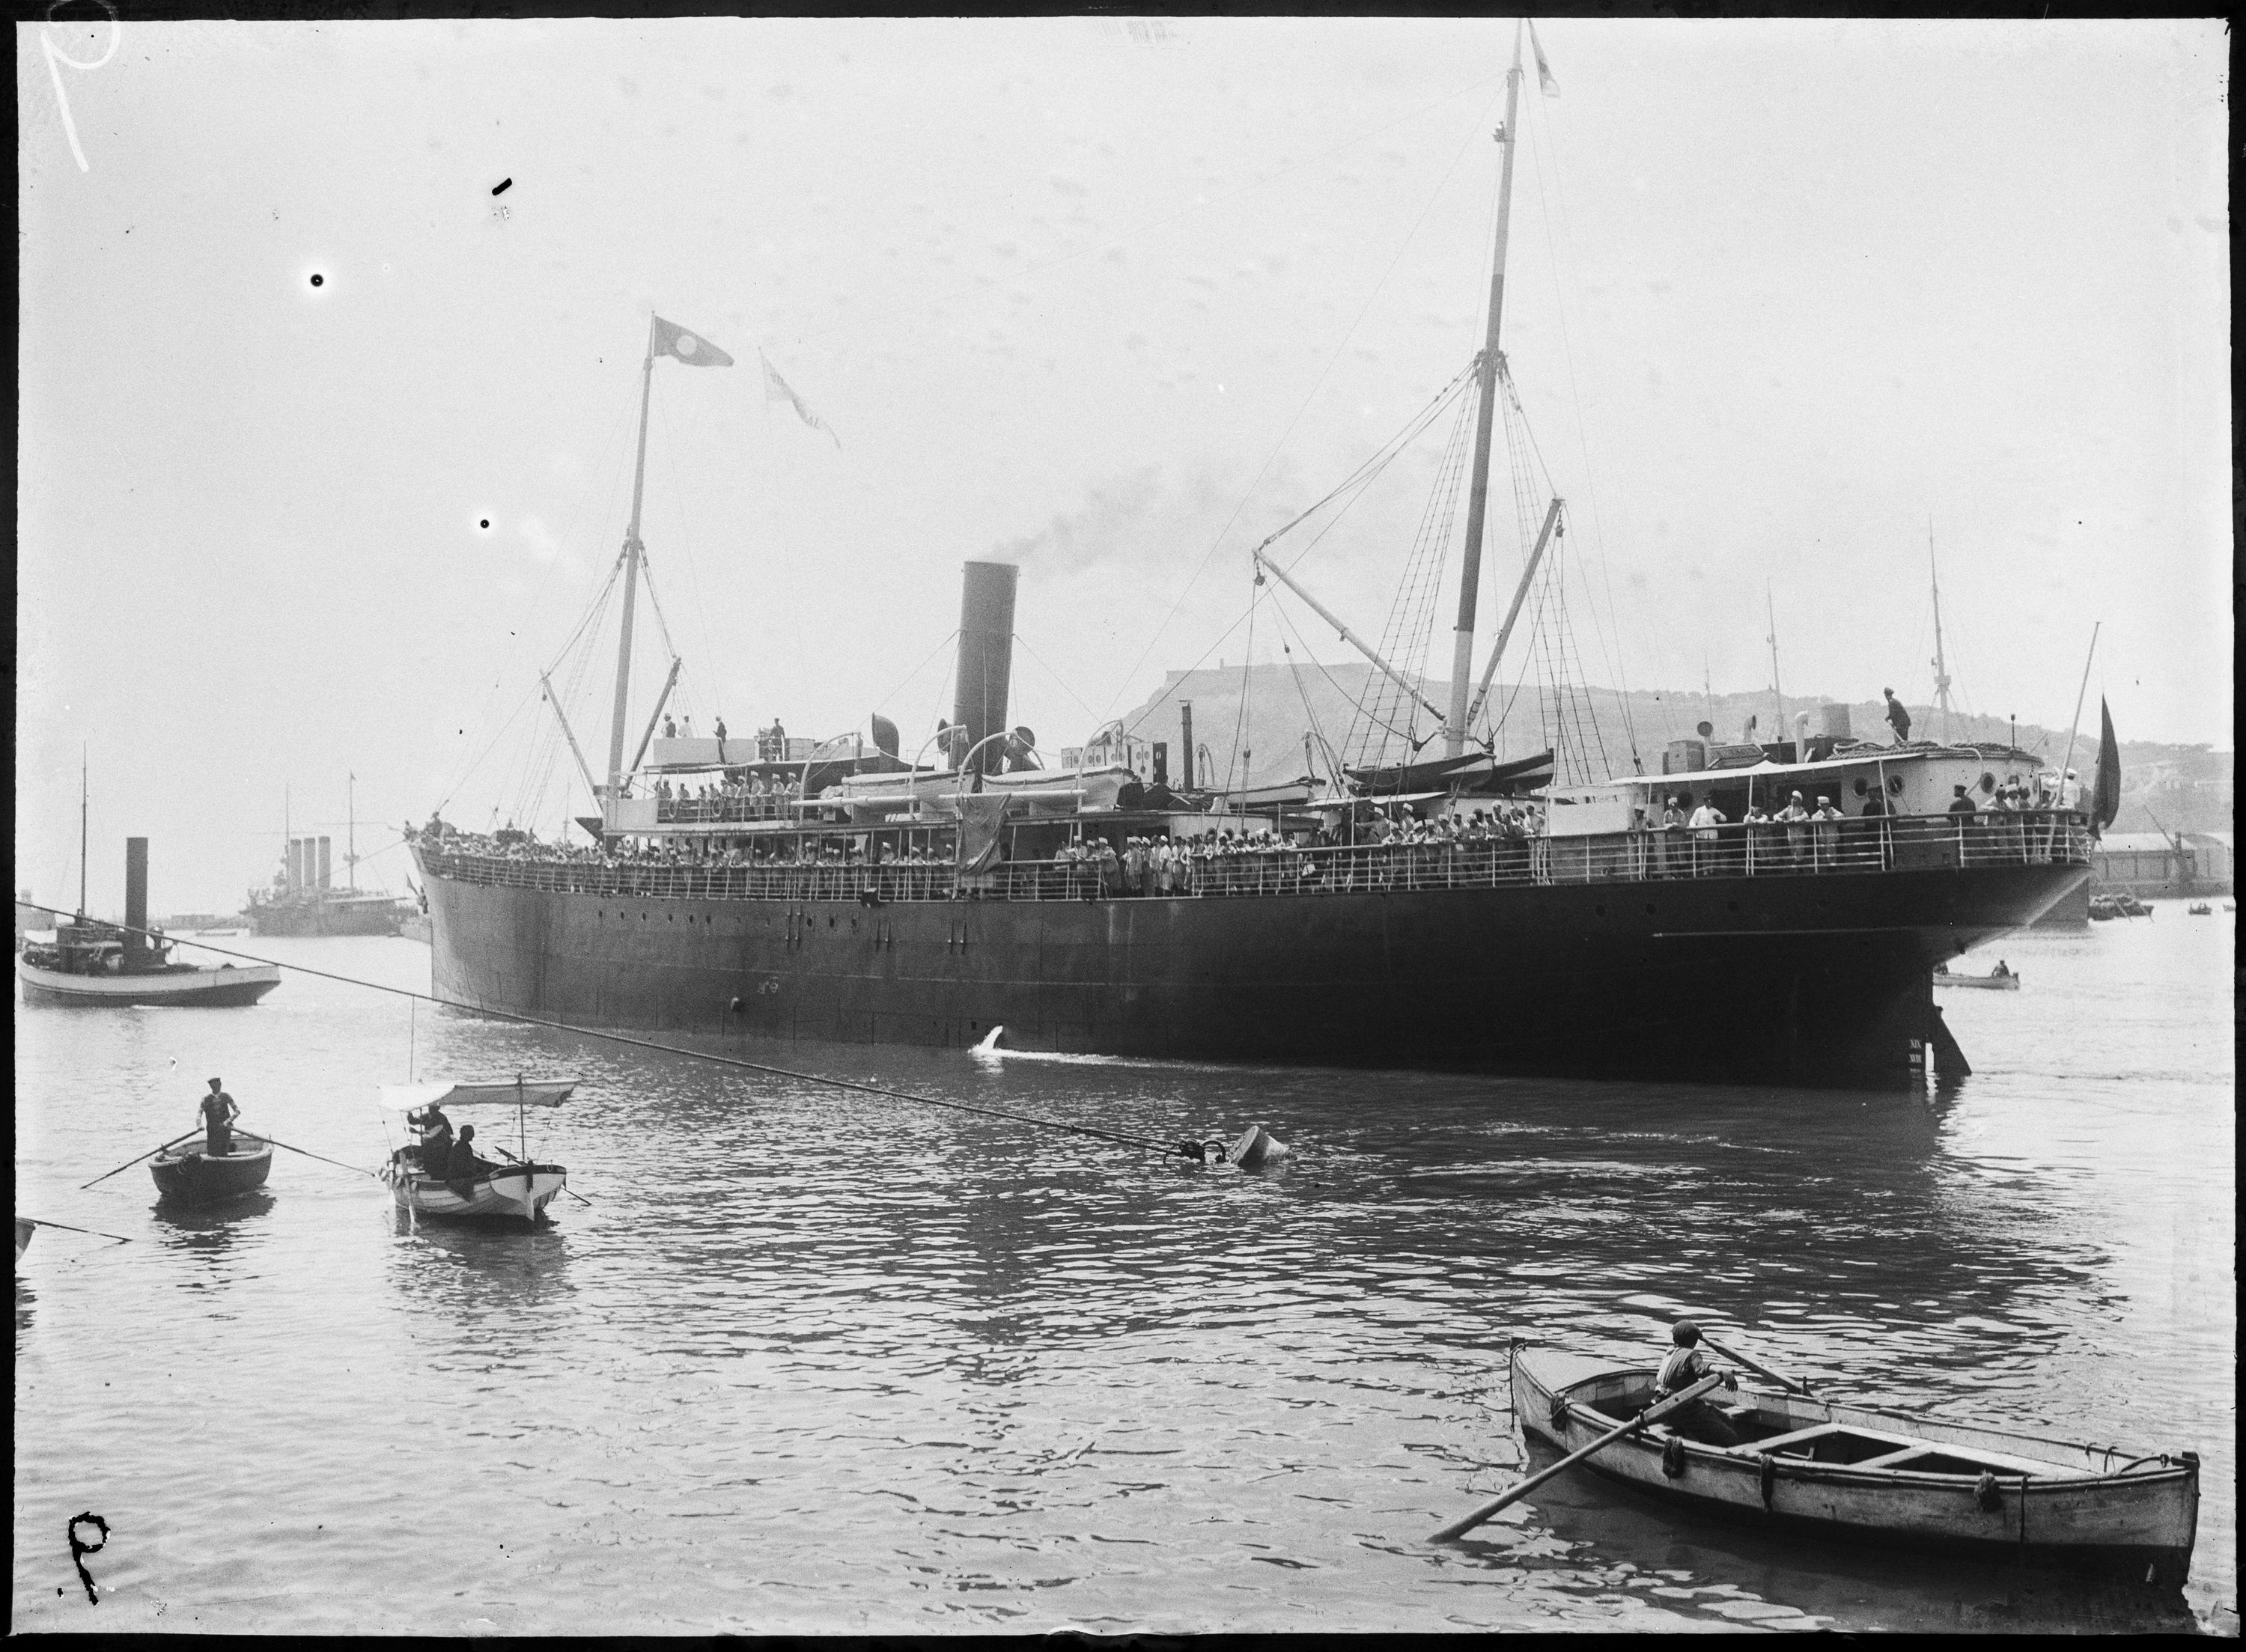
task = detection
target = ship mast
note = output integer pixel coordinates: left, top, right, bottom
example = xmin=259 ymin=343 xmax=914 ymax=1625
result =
xmin=1928 ymin=520 xmax=1954 ymax=743
xmin=1765 ymin=585 xmax=1785 ymax=754
xmin=603 ymin=319 xmax=660 ymax=829
xmin=1440 ymin=22 xmax=1526 ymax=761
xmin=78 ymin=744 xmax=88 ymax=918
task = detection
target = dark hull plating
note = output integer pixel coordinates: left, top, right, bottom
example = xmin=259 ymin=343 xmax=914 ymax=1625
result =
xmin=418 ymin=850 xmax=2085 ymax=1087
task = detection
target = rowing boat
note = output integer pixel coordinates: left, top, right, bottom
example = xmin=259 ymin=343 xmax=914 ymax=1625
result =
xmin=1510 ymin=1349 xmax=2200 ymax=1586
xmin=1932 ymin=968 xmax=2019 ymax=990
xmin=150 ymin=1134 xmax=275 ymax=1207
xmin=14 ymin=1218 xmax=32 ymax=1262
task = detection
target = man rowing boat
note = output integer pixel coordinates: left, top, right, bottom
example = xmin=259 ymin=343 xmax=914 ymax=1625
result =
xmin=1655 ymin=1320 xmax=1741 ymax=1446
xmin=199 ymin=1079 xmax=240 ymax=1156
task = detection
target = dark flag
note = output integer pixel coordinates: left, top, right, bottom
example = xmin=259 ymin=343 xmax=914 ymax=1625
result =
xmin=651 ymin=316 xmax=734 ymax=368
xmin=2092 ymin=698 xmax=2121 ymax=835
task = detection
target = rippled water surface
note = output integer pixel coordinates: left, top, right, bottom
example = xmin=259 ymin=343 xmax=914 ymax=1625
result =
xmin=13 ymin=909 xmax=2234 ymax=1633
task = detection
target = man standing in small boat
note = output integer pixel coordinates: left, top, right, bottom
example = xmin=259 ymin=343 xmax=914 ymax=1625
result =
xmin=410 ymin=1100 xmax=454 ymax=1177
xmin=1655 ymin=1321 xmax=1741 ymax=1446
xmin=199 ymin=1078 xmax=239 ymax=1156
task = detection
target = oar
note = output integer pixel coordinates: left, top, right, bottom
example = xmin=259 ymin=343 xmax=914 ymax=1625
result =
xmin=1702 ymin=1333 xmax=1825 ymax=1401
xmin=1430 ymin=1373 xmax=1724 ymax=1542
xmin=21 ymin=1216 xmax=135 ymax=1244
xmin=253 ymin=1134 xmax=377 ymax=1180
xmin=80 ymin=1130 xmax=204 ymax=1189
xmin=492 ymin=1144 xmax=591 ymax=1204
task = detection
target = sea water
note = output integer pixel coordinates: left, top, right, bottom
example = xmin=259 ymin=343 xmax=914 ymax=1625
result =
xmin=12 ymin=907 xmax=2234 ymax=1633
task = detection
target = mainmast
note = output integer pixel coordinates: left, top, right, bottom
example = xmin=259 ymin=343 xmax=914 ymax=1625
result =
xmin=603 ymin=322 xmax=660 ymax=829
xmin=1440 ymin=22 xmax=1527 ymax=761
xmin=78 ymin=745 xmax=88 ymax=918
xmin=1928 ymin=521 xmax=1953 ymax=743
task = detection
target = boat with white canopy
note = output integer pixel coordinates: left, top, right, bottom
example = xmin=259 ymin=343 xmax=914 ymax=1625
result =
xmin=377 ymin=1076 xmax=575 ymax=1223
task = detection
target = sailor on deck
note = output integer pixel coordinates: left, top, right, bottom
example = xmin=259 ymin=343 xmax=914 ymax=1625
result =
xmin=1655 ymin=1320 xmax=1741 ymax=1446
xmin=1883 ymin=688 xmax=1912 ymax=746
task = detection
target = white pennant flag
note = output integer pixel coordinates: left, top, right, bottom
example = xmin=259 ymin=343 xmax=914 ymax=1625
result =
xmin=1527 ymin=19 xmax=1559 ymax=98
xmin=760 ymin=352 xmax=841 ymax=448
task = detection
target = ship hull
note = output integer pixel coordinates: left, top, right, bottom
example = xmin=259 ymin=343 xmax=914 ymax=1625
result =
xmin=246 ymin=900 xmax=402 ymax=938
xmin=417 ymin=851 xmax=2084 ymax=1088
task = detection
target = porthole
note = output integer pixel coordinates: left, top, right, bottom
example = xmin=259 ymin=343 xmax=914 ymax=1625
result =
xmin=1979 ymin=772 xmax=1997 ymax=795
xmin=1645 ymin=903 xmax=1657 ymax=916
xmin=1852 ymin=777 xmax=1869 ymax=796
xmin=1594 ymin=903 xmax=1607 ymax=918
xmin=1887 ymin=775 xmax=1904 ymax=795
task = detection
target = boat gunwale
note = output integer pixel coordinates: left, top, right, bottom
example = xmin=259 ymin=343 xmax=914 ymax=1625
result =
xmin=1519 ymin=1353 xmax=2198 ymax=1493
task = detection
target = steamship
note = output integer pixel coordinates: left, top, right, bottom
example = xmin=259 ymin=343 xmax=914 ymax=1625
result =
xmin=413 ymin=34 xmax=2089 ymax=1088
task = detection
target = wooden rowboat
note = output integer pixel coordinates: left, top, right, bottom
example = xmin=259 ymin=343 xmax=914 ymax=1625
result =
xmin=1933 ymin=968 xmax=2019 ymax=990
xmin=380 ymin=1147 xmax=567 ymax=1222
xmin=1511 ymin=1349 xmax=2200 ymax=1586
xmin=150 ymin=1134 xmax=274 ymax=1207
xmin=14 ymin=1217 xmax=33 ymax=1262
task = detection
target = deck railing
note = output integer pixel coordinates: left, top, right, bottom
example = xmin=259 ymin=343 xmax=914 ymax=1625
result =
xmin=421 ymin=811 xmax=2088 ymax=906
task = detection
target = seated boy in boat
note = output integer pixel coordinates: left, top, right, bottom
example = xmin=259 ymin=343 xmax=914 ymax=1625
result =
xmin=1655 ymin=1321 xmax=1741 ymax=1446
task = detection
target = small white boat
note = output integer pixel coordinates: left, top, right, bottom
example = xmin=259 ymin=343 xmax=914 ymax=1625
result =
xmin=380 ymin=1150 xmax=567 ymax=1221
xmin=1510 ymin=1350 xmax=2200 ymax=1586
xmin=378 ymin=1077 xmax=574 ymax=1224
xmin=1932 ymin=966 xmax=2019 ymax=991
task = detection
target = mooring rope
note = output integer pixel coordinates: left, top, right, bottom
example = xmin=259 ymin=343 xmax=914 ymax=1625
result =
xmin=22 ymin=903 xmax=1217 ymax=1163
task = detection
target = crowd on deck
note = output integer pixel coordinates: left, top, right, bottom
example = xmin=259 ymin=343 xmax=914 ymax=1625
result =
xmin=651 ymin=772 xmax=804 ymax=822
xmin=410 ymin=766 xmax=2083 ymax=905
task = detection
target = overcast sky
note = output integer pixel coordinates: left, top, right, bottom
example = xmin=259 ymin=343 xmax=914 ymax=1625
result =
xmin=17 ymin=16 xmax=2230 ymax=914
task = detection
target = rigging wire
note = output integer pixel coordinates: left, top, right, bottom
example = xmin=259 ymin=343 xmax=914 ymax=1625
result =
xmin=1223 ymin=576 xmax=1263 ymax=796
xmin=1342 ymin=374 xmax=1477 ymax=769
xmin=1524 ymin=86 xmax=1642 ymax=769
xmin=653 ymin=393 xmax=725 ymax=723
xmin=1011 ymin=632 xmax=1104 ymax=728
xmin=33 ymin=903 xmax=1222 ymax=1165
xmin=1098 ymin=85 xmax=1509 ymax=731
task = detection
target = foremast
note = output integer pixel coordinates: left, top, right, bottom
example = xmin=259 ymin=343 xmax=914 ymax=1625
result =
xmin=603 ymin=321 xmax=660 ymax=832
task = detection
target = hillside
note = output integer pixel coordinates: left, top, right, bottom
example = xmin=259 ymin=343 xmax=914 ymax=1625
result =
xmin=1110 ymin=664 xmax=2231 ymax=832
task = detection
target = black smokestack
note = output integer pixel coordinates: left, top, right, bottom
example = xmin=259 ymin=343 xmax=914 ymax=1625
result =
xmin=952 ymin=561 xmax=1018 ymax=775
xmin=125 ymin=838 xmax=149 ymax=965
xmin=1179 ymin=700 xmax=1195 ymax=791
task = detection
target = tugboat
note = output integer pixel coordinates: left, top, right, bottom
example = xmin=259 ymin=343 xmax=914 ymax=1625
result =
xmin=18 ymin=835 xmax=281 ymax=1008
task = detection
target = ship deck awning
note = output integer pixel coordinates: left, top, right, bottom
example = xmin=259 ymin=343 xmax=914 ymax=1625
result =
xmin=1615 ymin=752 xmax=1938 ymax=790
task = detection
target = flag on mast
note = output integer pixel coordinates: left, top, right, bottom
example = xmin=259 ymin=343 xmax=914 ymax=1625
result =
xmin=650 ymin=316 xmax=734 ymax=368
xmin=761 ymin=351 xmax=841 ymax=448
xmin=1527 ymin=19 xmax=1559 ymax=97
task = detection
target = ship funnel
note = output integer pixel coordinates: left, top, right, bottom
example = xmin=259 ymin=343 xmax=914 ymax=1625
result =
xmin=124 ymin=837 xmax=150 ymax=965
xmin=952 ymin=561 xmax=1019 ymax=775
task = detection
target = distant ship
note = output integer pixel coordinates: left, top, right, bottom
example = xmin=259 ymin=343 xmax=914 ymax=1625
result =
xmin=246 ymin=781 xmax=409 ymax=937
xmin=413 ymin=28 xmax=2088 ymax=1088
